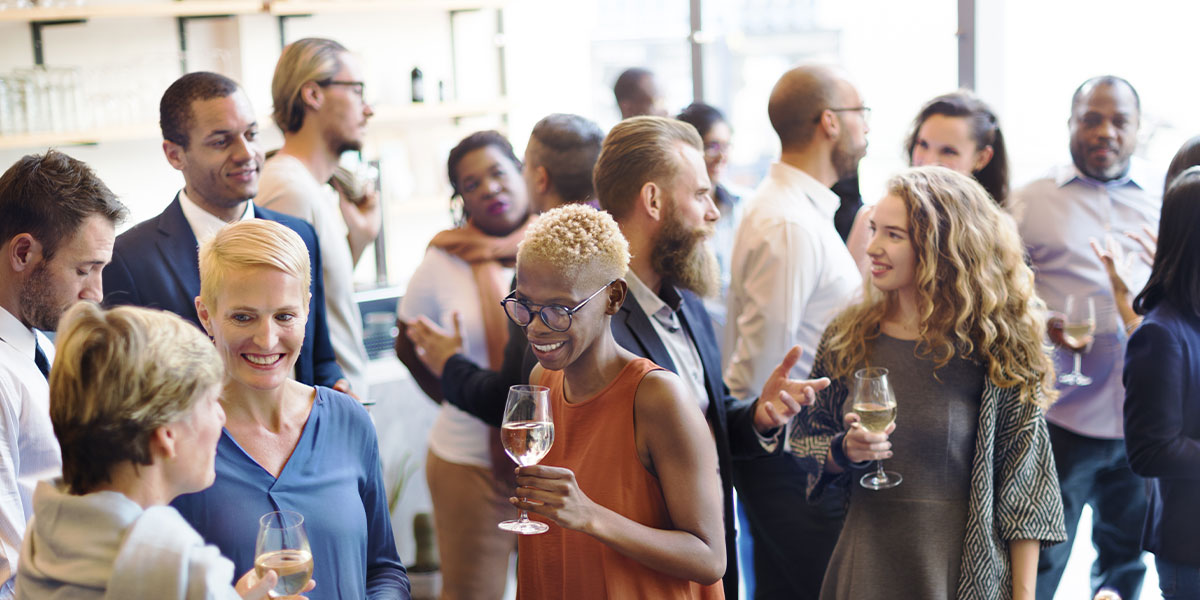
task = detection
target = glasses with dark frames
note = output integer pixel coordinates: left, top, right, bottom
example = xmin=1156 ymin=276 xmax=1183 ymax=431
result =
xmin=317 ymin=79 xmax=365 ymax=98
xmin=813 ymin=106 xmax=871 ymax=125
xmin=501 ymin=281 xmax=615 ymax=332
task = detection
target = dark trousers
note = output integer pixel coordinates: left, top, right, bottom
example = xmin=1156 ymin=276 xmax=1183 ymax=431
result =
xmin=733 ymin=453 xmax=845 ymax=600
xmin=1036 ymin=423 xmax=1147 ymax=599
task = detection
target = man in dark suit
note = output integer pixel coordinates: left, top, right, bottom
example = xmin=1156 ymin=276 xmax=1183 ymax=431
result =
xmin=404 ymin=116 xmax=828 ymax=598
xmin=103 ymin=71 xmax=347 ymax=391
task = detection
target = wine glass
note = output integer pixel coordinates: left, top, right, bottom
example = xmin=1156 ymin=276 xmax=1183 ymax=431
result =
xmin=1058 ymin=295 xmax=1096 ymax=386
xmin=498 ymin=385 xmax=554 ymax=535
xmin=852 ymin=367 xmax=901 ymax=490
xmin=255 ymin=510 xmax=313 ymax=597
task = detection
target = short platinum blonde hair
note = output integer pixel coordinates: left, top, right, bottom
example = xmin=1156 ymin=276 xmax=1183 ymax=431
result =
xmin=199 ymin=219 xmax=311 ymax=311
xmin=272 ymin=37 xmax=348 ymax=133
xmin=50 ymin=302 xmax=222 ymax=494
xmin=517 ymin=204 xmax=630 ymax=283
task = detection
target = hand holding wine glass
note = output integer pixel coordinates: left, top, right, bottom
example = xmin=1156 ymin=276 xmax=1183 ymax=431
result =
xmin=255 ymin=511 xmax=314 ymax=598
xmin=851 ymin=367 xmax=901 ymax=490
xmin=499 ymin=385 xmax=555 ymax=535
xmin=1056 ymin=294 xmax=1096 ymax=386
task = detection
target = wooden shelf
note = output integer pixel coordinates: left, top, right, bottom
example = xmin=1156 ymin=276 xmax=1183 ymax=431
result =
xmin=0 ymin=99 xmax=507 ymax=150
xmin=268 ymin=0 xmax=504 ymax=15
xmin=0 ymin=0 xmax=503 ymax=22
xmin=0 ymin=0 xmax=264 ymax=22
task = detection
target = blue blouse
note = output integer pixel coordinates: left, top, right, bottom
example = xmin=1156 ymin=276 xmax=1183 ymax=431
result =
xmin=173 ymin=387 xmax=409 ymax=599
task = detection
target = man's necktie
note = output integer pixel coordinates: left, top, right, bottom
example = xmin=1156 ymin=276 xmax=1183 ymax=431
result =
xmin=33 ymin=340 xmax=50 ymax=380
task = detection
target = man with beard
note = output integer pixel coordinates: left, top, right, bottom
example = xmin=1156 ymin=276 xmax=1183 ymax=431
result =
xmin=591 ymin=116 xmax=829 ymax=599
xmin=723 ymin=64 xmax=867 ymax=599
xmin=257 ymin=38 xmax=379 ymax=396
xmin=1010 ymin=76 xmax=1157 ymax=600
xmin=0 ymin=149 xmax=127 ymax=596
xmin=102 ymin=71 xmax=348 ymax=391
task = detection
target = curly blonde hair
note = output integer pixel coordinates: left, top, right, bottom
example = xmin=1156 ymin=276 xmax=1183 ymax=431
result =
xmin=517 ymin=204 xmax=629 ymax=283
xmin=823 ymin=166 xmax=1057 ymax=407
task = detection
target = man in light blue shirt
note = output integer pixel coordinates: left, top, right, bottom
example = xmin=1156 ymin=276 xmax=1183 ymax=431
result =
xmin=1011 ymin=76 xmax=1159 ymax=600
xmin=0 ymin=150 xmax=127 ymax=597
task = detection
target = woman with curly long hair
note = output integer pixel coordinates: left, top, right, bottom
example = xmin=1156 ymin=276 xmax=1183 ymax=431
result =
xmin=787 ymin=166 xmax=1066 ymax=600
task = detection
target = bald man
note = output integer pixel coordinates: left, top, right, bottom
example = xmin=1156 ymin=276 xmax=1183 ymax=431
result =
xmin=613 ymin=67 xmax=668 ymax=119
xmin=723 ymin=64 xmax=868 ymax=599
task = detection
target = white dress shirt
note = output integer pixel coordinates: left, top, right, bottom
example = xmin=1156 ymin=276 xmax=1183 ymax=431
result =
xmin=177 ymin=188 xmax=254 ymax=245
xmin=723 ymin=162 xmax=862 ymax=401
xmin=624 ymin=270 xmax=709 ymax=414
xmin=258 ymin=155 xmax=371 ymax=396
xmin=0 ymin=305 xmax=63 ymax=597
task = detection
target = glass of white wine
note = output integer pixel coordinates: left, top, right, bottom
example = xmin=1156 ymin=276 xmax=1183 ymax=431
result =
xmin=498 ymin=385 xmax=555 ymax=535
xmin=852 ymin=367 xmax=901 ymax=490
xmin=255 ymin=510 xmax=312 ymax=597
xmin=1058 ymin=294 xmax=1096 ymax=387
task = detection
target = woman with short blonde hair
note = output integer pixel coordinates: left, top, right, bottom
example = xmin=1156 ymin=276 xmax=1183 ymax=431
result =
xmin=17 ymin=302 xmax=284 ymax=599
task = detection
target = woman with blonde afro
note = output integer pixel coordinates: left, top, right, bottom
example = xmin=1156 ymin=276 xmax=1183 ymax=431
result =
xmin=505 ymin=203 xmax=725 ymax=598
xmin=788 ymin=167 xmax=1066 ymax=600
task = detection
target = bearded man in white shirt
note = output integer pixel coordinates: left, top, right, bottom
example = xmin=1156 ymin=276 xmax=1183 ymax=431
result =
xmin=257 ymin=37 xmax=380 ymax=396
xmin=0 ymin=150 xmax=127 ymax=597
xmin=724 ymin=64 xmax=868 ymax=599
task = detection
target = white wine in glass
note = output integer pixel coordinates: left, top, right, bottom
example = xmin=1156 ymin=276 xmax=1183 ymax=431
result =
xmin=255 ymin=510 xmax=312 ymax=597
xmin=499 ymin=385 xmax=554 ymax=535
xmin=1058 ymin=295 xmax=1096 ymax=386
xmin=852 ymin=367 xmax=901 ymax=490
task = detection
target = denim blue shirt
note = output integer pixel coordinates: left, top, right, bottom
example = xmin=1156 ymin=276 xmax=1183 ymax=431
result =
xmin=1011 ymin=160 xmax=1162 ymax=439
xmin=173 ymin=387 xmax=409 ymax=599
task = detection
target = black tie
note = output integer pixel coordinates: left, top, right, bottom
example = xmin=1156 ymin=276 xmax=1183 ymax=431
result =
xmin=33 ymin=341 xmax=50 ymax=380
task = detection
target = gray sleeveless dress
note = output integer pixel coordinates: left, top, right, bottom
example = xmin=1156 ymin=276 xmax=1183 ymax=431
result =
xmin=820 ymin=333 xmax=986 ymax=600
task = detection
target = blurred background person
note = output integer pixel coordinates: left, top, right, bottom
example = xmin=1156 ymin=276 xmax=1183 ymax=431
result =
xmin=395 ymin=131 xmax=531 ymax=600
xmin=614 ymin=67 xmax=669 ymax=119
xmin=174 ymin=219 xmax=408 ymax=599
xmin=789 ymin=167 xmax=1065 ymax=599
xmin=1123 ymin=167 xmax=1200 ymax=600
xmin=18 ymin=303 xmax=302 ymax=599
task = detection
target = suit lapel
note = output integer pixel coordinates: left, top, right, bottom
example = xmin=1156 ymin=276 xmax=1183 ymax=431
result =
xmin=615 ymin=295 xmax=676 ymax=372
xmin=677 ymin=290 xmax=728 ymax=425
xmin=156 ymin=196 xmax=203 ymax=316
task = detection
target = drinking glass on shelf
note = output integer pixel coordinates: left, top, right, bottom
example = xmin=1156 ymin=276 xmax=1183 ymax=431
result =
xmin=1058 ymin=294 xmax=1096 ymax=386
xmin=255 ymin=510 xmax=313 ymax=597
xmin=498 ymin=384 xmax=554 ymax=535
xmin=852 ymin=367 xmax=901 ymax=490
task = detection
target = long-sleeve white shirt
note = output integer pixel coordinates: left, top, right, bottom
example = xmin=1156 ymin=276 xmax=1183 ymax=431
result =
xmin=0 ymin=306 xmax=62 ymax=598
xmin=723 ymin=162 xmax=862 ymax=401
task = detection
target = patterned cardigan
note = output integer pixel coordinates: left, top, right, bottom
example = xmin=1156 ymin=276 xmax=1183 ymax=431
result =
xmin=787 ymin=337 xmax=1068 ymax=600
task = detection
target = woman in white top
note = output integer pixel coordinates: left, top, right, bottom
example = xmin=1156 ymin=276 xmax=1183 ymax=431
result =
xmin=16 ymin=302 xmax=310 ymax=599
xmin=397 ymin=130 xmax=531 ymax=599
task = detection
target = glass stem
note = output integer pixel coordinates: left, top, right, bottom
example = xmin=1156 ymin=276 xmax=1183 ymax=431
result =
xmin=518 ymin=508 xmax=529 ymax=523
xmin=1073 ymin=351 xmax=1083 ymax=375
xmin=875 ymin=460 xmax=886 ymax=481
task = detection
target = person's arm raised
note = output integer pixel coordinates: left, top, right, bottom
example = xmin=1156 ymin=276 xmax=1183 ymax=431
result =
xmin=513 ymin=370 xmax=725 ymax=584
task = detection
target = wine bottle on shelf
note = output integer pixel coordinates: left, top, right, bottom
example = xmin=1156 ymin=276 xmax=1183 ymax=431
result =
xmin=410 ymin=67 xmax=424 ymax=104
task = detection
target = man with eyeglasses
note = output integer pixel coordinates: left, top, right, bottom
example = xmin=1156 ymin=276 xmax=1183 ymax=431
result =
xmin=723 ymin=64 xmax=868 ymax=599
xmin=256 ymin=37 xmax=380 ymax=397
xmin=103 ymin=71 xmax=347 ymax=391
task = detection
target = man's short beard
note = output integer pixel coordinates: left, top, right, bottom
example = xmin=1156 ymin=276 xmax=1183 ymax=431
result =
xmin=20 ymin=261 xmax=64 ymax=331
xmin=832 ymin=135 xmax=864 ymax=181
xmin=650 ymin=203 xmax=720 ymax=298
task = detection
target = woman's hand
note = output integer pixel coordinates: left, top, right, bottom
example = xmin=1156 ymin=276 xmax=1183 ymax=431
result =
xmin=511 ymin=465 xmax=601 ymax=534
xmin=234 ymin=569 xmax=317 ymax=599
xmin=404 ymin=313 xmax=463 ymax=377
xmin=841 ymin=411 xmax=895 ymax=464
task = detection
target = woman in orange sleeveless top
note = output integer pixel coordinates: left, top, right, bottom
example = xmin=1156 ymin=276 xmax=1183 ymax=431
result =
xmin=501 ymin=204 xmax=725 ymax=599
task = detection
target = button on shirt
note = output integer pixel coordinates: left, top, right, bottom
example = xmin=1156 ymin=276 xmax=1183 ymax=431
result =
xmin=0 ymin=305 xmax=62 ymax=596
xmin=723 ymin=162 xmax=862 ymax=400
xmin=1011 ymin=160 xmax=1162 ymax=439
xmin=624 ymin=271 xmax=710 ymax=414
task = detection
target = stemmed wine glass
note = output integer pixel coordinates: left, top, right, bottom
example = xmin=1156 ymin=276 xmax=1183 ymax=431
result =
xmin=852 ymin=367 xmax=901 ymax=490
xmin=498 ymin=385 xmax=555 ymax=535
xmin=255 ymin=510 xmax=313 ymax=597
xmin=1057 ymin=294 xmax=1096 ymax=386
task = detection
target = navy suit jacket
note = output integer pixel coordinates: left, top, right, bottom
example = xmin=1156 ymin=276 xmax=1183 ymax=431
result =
xmin=102 ymin=196 xmax=345 ymax=388
xmin=611 ymin=284 xmax=773 ymax=600
xmin=1123 ymin=300 xmax=1200 ymax=566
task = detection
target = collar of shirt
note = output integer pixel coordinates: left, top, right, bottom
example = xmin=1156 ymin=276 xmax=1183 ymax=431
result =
xmin=625 ymin=270 xmax=683 ymax=332
xmin=178 ymin=188 xmax=255 ymax=244
xmin=767 ymin=161 xmax=840 ymax=220
xmin=1054 ymin=160 xmax=1155 ymax=192
xmin=0 ymin=304 xmax=36 ymax=359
